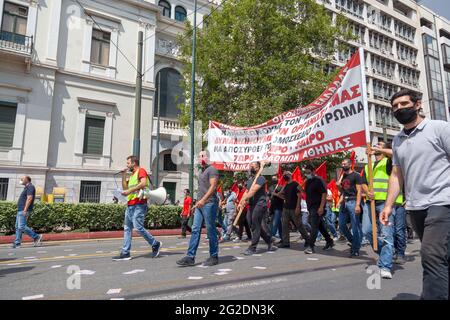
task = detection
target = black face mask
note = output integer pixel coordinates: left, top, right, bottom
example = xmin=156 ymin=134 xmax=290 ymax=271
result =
xmin=250 ymin=168 xmax=257 ymax=175
xmin=283 ymin=175 xmax=290 ymax=181
xmin=272 ymin=180 xmax=278 ymax=185
xmin=394 ymin=106 xmax=418 ymax=125
xmin=342 ymin=166 xmax=350 ymax=172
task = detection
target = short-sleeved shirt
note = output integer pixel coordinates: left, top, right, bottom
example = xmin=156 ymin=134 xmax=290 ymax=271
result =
xmin=392 ymin=118 xmax=450 ymax=210
xmin=198 ymin=165 xmax=219 ymax=204
xmin=182 ymin=196 xmax=193 ymax=216
xmin=305 ymin=176 xmax=327 ymax=210
xmin=18 ymin=183 xmax=36 ymax=212
xmin=341 ymin=172 xmax=362 ymax=198
xmin=128 ymin=168 xmax=149 ymax=206
xmin=226 ymin=191 xmax=237 ymax=213
xmin=245 ymin=176 xmax=267 ymax=207
xmin=282 ymin=181 xmax=301 ymax=209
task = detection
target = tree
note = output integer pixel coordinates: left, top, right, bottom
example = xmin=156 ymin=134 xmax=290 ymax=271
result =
xmin=177 ymin=0 xmax=353 ymax=130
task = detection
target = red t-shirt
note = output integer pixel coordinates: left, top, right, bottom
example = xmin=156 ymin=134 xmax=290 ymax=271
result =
xmin=182 ymin=196 xmax=193 ymax=217
xmin=128 ymin=168 xmax=148 ymax=206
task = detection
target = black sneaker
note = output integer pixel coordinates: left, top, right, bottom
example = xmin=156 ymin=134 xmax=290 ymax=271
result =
xmin=244 ymin=248 xmax=256 ymax=256
xmin=10 ymin=243 xmax=21 ymax=249
xmin=323 ymin=241 xmax=335 ymax=251
xmin=176 ymin=256 xmax=195 ymax=267
xmin=151 ymin=241 xmax=162 ymax=258
xmin=277 ymin=243 xmax=290 ymax=248
xmin=305 ymin=247 xmax=314 ymax=254
xmin=350 ymin=252 xmax=360 ymax=258
xmin=203 ymin=256 xmax=219 ymax=266
xmin=112 ymin=252 xmax=131 ymax=261
xmin=33 ymin=235 xmax=43 ymax=247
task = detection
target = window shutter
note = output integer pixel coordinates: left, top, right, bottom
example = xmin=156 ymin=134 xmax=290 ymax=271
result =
xmin=83 ymin=117 xmax=105 ymax=155
xmin=0 ymin=103 xmax=17 ymax=148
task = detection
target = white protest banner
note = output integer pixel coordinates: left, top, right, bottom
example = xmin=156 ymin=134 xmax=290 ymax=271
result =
xmin=208 ymin=48 xmax=369 ymax=171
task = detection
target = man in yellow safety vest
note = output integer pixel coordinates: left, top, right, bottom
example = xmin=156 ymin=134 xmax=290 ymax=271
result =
xmin=361 ymin=141 xmax=403 ymax=279
xmin=112 ymin=155 xmax=162 ymax=261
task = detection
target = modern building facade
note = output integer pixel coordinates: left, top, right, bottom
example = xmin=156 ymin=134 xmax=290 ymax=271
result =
xmin=1 ymin=0 xmax=448 ymax=203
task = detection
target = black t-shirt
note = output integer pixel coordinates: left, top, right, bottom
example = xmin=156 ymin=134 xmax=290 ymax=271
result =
xmin=282 ymin=181 xmax=301 ymax=209
xmin=362 ymin=158 xmax=393 ymax=185
xmin=269 ymin=185 xmax=284 ymax=211
xmin=246 ymin=176 xmax=267 ymax=207
xmin=305 ymin=176 xmax=327 ymax=210
xmin=341 ymin=172 xmax=362 ymax=198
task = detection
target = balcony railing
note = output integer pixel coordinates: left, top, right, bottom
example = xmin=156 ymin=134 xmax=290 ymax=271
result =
xmin=0 ymin=30 xmax=33 ymax=55
xmin=153 ymin=118 xmax=187 ymax=136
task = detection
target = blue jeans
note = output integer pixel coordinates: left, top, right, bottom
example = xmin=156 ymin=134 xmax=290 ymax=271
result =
xmin=14 ymin=211 xmax=39 ymax=245
xmin=365 ymin=201 xmax=395 ymax=271
xmin=324 ymin=205 xmax=338 ymax=238
xmin=339 ymin=200 xmax=362 ymax=254
xmin=121 ymin=204 xmax=157 ymax=255
xmin=187 ymin=201 xmax=219 ymax=258
xmin=393 ymin=205 xmax=407 ymax=258
xmin=361 ymin=202 xmax=371 ymax=241
xmin=271 ymin=208 xmax=283 ymax=238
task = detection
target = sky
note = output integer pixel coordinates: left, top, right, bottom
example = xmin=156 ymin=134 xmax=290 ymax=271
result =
xmin=417 ymin=0 xmax=450 ymax=21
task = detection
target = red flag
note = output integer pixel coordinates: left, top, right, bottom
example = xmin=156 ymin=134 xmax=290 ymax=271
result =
xmin=350 ymin=151 xmax=356 ymax=170
xmin=292 ymin=166 xmax=304 ymax=186
xmin=360 ymin=168 xmax=365 ymax=177
xmin=315 ymin=161 xmax=327 ymax=182
xmin=217 ymin=184 xmax=224 ymax=199
xmin=277 ymin=163 xmax=287 ymax=186
xmin=237 ymin=187 xmax=247 ymax=202
xmin=230 ymin=182 xmax=239 ymax=195
xmin=327 ymin=179 xmax=340 ymax=208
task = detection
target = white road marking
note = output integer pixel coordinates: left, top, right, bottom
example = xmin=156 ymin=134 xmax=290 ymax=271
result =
xmin=201 ymin=251 xmax=209 ymax=254
xmin=110 ymin=298 xmax=125 ymax=300
xmin=214 ymin=272 xmax=228 ymax=276
xmin=307 ymin=258 xmax=319 ymax=261
xmin=107 ymin=289 xmax=122 ymax=295
xmin=234 ymin=257 xmax=245 ymax=260
xmin=253 ymin=266 xmax=267 ymax=270
xmin=24 ymin=256 xmax=36 ymax=259
xmin=63 ymin=249 xmax=73 ymax=252
xmin=123 ymin=269 xmax=145 ymax=275
xmin=96 ymin=251 xmax=103 ymax=253
xmin=37 ymin=251 xmax=47 ymax=254
xmin=218 ymin=269 xmax=232 ymax=272
xmin=68 ymin=254 xmax=78 ymax=257
xmin=150 ymin=278 xmax=287 ymax=300
xmin=188 ymin=276 xmax=203 ymax=280
xmin=332 ymin=269 xmax=337 ymax=271
xmin=51 ymin=265 xmax=62 ymax=269
xmin=196 ymin=265 xmax=209 ymax=269
xmin=232 ymin=246 xmax=241 ymax=249
xmin=22 ymin=294 xmax=44 ymax=300
xmin=7 ymin=263 xmax=22 ymax=266
xmin=54 ymin=256 xmax=65 ymax=259
xmin=75 ymin=270 xmax=96 ymax=275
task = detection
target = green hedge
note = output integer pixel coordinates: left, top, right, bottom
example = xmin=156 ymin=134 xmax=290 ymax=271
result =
xmin=0 ymin=201 xmax=182 ymax=235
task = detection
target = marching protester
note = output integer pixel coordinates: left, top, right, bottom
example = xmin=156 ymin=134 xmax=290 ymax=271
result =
xmin=324 ymin=189 xmax=339 ymax=240
xmin=361 ymin=141 xmax=401 ymax=279
xmin=381 ymin=89 xmax=450 ymax=300
xmin=113 ymin=156 xmax=162 ymax=261
xmin=179 ymin=189 xmax=193 ymax=239
xmin=276 ymin=171 xmax=311 ymax=250
xmin=233 ymin=182 xmax=252 ymax=243
xmin=222 ymin=187 xmax=237 ymax=241
xmin=269 ymin=175 xmax=284 ymax=242
xmin=303 ymin=165 xmax=334 ymax=253
xmin=11 ymin=176 xmax=43 ymax=249
xmin=177 ymin=151 xmax=220 ymax=267
xmin=238 ymin=162 xmax=277 ymax=255
xmin=337 ymin=159 xmax=363 ymax=257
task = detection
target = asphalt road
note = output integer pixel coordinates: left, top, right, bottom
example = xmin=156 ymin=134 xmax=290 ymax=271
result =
xmin=0 ymin=233 xmax=422 ymax=300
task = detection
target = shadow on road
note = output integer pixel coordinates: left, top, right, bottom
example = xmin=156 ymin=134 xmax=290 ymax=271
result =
xmin=0 ymin=266 xmax=35 ymax=278
xmin=392 ymin=293 xmax=420 ymax=300
xmin=0 ymin=258 xmax=17 ymax=263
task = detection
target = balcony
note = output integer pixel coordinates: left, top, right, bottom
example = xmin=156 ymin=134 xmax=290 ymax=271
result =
xmin=152 ymin=118 xmax=187 ymax=137
xmin=0 ymin=30 xmax=33 ymax=70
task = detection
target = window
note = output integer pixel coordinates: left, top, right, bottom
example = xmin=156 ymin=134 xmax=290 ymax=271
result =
xmin=154 ymin=68 xmax=185 ymax=118
xmin=175 ymin=6 xmax=187 ymax=22
xmin=83 ymin=116 xmax=105 ymax=155
xmin=79 ymin=181 xmax=101 ymax=203
xmin=90 ymin=29 xmax=110 ymax=66
xmin=1 ymin=2 xmax=28 ymax=44
xmin=159 ymin=0 xmax=171 ymax=18
xmin=0 ymin=102 xmax=17 ymax=148
xmin=0 ymin=178 xmax=8 ymax=200
xmin=442 ymin=44 xmax=450 ymax=66
xmin=162 ymin=182 xmax=176 ymax=204
xmin=163 ymin=153 xmax=177 ymax=171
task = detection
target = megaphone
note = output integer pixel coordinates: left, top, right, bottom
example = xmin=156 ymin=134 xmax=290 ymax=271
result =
xmin=139 ymin=187 xmax=167 ymax=205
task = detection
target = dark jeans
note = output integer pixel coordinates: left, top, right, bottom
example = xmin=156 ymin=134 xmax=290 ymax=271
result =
xmin=238 ymin=209 xmax=252 ymax=240
xmin=248 ymin=204 xmax=272 ymax=250
xmin=181 ymin=216 xmax=191 ymax=237
xmin=409 ymin=205 xmax=450 ymax=300
xmin=309 ymin=206 xmax=333 ymax=248
xmin=281 ymin=208 xmax=310 ymax=246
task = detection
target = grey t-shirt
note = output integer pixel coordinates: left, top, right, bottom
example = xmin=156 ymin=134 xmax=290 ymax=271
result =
xmin=197 ymin=165 xmax=219 ymax=204
xmin=245 ymin=176 xmax=267 ymax=207
xmin=392 ymin=118 xmax=450 ymax=210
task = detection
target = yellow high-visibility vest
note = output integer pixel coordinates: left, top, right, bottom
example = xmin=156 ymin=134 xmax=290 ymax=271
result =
xmin=127 ymin=169 xmax=150 ymax=202
xmin=365 ymin=158 xmax=403 ymax=204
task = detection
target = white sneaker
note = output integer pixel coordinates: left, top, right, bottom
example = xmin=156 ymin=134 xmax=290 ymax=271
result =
xmin=380 ymin=269 xmax=392 ymax=279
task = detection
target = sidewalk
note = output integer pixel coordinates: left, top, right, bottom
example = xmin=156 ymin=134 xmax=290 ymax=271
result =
xmin=0 ymin=228 xmax=207 ymax=244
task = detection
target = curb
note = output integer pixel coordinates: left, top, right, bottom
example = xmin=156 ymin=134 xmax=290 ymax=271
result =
xmin=0 ymin=228 xmax=207 ymax=244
